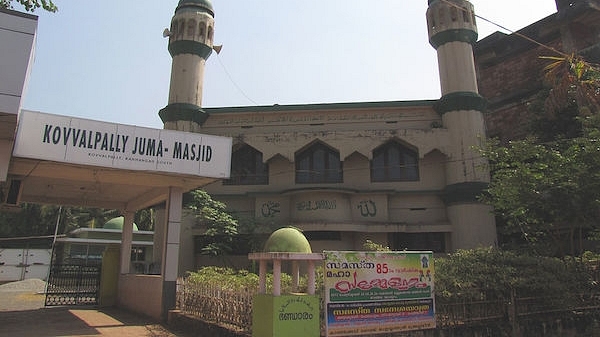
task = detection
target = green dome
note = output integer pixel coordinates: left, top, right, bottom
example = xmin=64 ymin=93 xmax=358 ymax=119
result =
xmin=176 ymin=0 xmax=214 ymax=16
xmin=263 ymin=227 xmax=312 ymax=253
xmin=103 ymin=216 xmax=138 ymax=231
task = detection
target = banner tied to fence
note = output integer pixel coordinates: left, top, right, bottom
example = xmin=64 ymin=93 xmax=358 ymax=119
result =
xmin=323 ymin=251 xmax=435 ymax=336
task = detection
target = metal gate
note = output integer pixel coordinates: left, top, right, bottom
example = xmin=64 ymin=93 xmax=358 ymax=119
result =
xmin=45 ymin=264 xmax=101 ymax=306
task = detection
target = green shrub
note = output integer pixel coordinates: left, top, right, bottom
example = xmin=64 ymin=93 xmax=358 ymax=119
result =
xmin=188 ymin=249 xmax=597 ymax=310
xmin=434 ymin=247 xmax=594 ymax=306
xmin=187 ymin=266 xmax=295 ymax=294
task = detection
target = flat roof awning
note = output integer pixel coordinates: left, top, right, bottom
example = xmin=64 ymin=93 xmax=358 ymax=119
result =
xmin=8 ymin=157 xmax=218 ymax=210
xmin=5 ymin=110 xmax=232 ymax=211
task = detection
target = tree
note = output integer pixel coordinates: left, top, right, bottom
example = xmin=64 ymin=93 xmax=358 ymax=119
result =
xmin=0 ymin=204 xmax=155 ymax=238
xmin=0 ymin=0 xmax=57 ymax=12
xmin=185 ymin=189 xmax=239 ymax=257
xmin=0 ymin=203 xmax=60 ymax=238
xmin=480 ymin=55 xmax=600 ymax=256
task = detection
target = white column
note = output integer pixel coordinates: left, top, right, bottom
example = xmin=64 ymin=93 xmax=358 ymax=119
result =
xmin=119 ymin=211 xmax=135 ymax=274
xmin=161 ymin=186 xmax=183 ymax=318
xmin=292 ymin=261 xmax=300 ymax=293
xmin=272 ymin=259 xmax=281 ymax=296
xmin=307 ymin=260 xmax=316 ymax=295
xmin=259 ymin=260 xmax=267 ymax=294
xmin=162 ymin=186 xmax=183 ymax=282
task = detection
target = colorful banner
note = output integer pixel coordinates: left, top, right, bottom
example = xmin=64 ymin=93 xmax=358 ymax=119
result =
xmin=323 ymin=251 xmax=435 ymax=336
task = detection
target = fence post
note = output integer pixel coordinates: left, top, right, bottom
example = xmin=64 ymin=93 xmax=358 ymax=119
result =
xmin=508 ymin=288 xmax=520 ymax=337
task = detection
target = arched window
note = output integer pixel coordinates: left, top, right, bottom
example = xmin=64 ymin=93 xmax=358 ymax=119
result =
xmin=187 ymin=19 xmax=196 ymax=38
xmin=224 ymin=144 xmax=268 ymax=185
xmin=428 ymin=11 xmax=437 ymax=30
xmin=371 ymin=141 xmax=419 ymax=182
xmin=198 ymin=22 xmax=206 ymax=41
xmin=295 ymin=141 xmax=342 ymax=184
xmin=170 ymin=21 xmax=178 ymax=39
xmin=450 ymin=7 xmax=458 ymax=22
xmin=177 ymin=20 xmax=185 ymax=38
xmin=207 ymin=26 xmax=213 ymax=43
xmin=438 ymin=8 xmax=445 ymax=26
xmin=462 ymin=9 xmax=470 ymax=23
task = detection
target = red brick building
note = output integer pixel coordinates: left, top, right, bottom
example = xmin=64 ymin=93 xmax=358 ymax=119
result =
xmin=474 ymin=0 xmax=600 ymax=142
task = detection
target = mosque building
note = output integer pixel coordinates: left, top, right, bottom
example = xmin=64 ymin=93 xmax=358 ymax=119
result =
xmin=3 ymin=0 xmax=598 ymax=320
xmin=159 ymin=0 xmax=497 ymax=270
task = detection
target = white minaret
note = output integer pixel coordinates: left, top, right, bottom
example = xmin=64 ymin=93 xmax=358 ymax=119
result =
xmin=159 ymin=0 xmax=216 ymax=132
xmin=426 ymin=0 xmax=497 ymax=249
xmin=156 ymin=0 xmax=217 ymax=318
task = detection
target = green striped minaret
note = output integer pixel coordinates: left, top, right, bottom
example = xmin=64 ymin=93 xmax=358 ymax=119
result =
xmin=159 ymin=0 xmax=216 ymax=131
xmin=427 ymin=0 xmax=497 ymax=249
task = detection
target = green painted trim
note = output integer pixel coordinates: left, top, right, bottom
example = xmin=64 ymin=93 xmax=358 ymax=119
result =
xmin=159 ymin=103 xmax=209 ymax=125
xmin=443 ymin=182 xmax=488 ymax=204
xmin=168 ymin=40 xmax=213 ymax=58
xmin=429 ymin=29 xmax=478 ymax=49
xmin=176 ymin=0 xmax=214 ymax=16
xmin=203 ymin=99 xmax=437 ymax=115
xmin=434 ymin=92 xmax=487 ymax=115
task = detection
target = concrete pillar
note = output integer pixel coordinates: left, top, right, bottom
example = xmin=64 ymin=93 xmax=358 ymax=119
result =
xmin=99 ymin=245 xmax=120 ymax=306
xmin=120 ymin=211 xmax=135 ymax=274
xmin=162 ymin=186 xmax=183 ymax=318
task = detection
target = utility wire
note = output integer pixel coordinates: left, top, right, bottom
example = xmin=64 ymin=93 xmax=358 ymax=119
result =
xmin=215 ymin=53 xmax=259 ymax=105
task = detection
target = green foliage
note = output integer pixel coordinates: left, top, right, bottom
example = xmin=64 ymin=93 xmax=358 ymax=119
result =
xmin=188 ymin=249 xmax=597 ymax=320
xmin=64 ymin=207 xmax=120 ymax=232
xmin=363 ymin=239 xmax=391 ymax=252
xmin=0 ymin=203 xmax=60 ymax=237
xmin=0 ymin=0 xmax=57 ymax=12
xmin=185 ymin=189 xmax=239 ymax=257
xmin=0 ymin=204 xmax=154 ymax=238
xmin=479 ymin=56 xmax=600 ymax=257
xmin=187 ymin=266 xmax=295 ymax=294
xmin=434 ymin=248 xmax=594 ymax=306
xmin=541 ymin=55 xmax=600 ymax=119
xmin=480 ymin=133 xmax=600 ymax=256
xmin=133 ymin=208 xmax=154 ymax=231
xmin=233 ymin=213 xmax=278 ymax=253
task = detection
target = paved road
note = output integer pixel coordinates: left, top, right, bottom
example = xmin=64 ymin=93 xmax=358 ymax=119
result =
xmin=0 ymin=280 xmax=192 ymax=337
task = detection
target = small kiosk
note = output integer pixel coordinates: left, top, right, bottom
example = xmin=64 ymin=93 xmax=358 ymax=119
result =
xmin=248 ymin=228 xmax=323 ymax=337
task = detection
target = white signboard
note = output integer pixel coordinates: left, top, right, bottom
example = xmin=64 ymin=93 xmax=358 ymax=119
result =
xmin=13 ymin=110 xmax=232 ymax=178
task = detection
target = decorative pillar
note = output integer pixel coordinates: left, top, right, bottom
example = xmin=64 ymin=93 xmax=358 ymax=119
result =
xmin=248 ymin=252 xmax=323 ymax=337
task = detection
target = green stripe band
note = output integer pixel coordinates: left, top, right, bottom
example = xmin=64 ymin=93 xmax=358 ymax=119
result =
xmin=429 ymin=29 xmax=478 ymax=49
xmin=434 ymin=92 xmax=487 ymax=115
xmin=168 ymin=40 xmax=213 ymax=59
xmin=159 ymin=103 xmax=209 ymax=126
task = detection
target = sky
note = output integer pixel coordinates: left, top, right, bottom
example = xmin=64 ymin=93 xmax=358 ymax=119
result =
xmin=21 ymin=0 xmax=558 ymax=129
